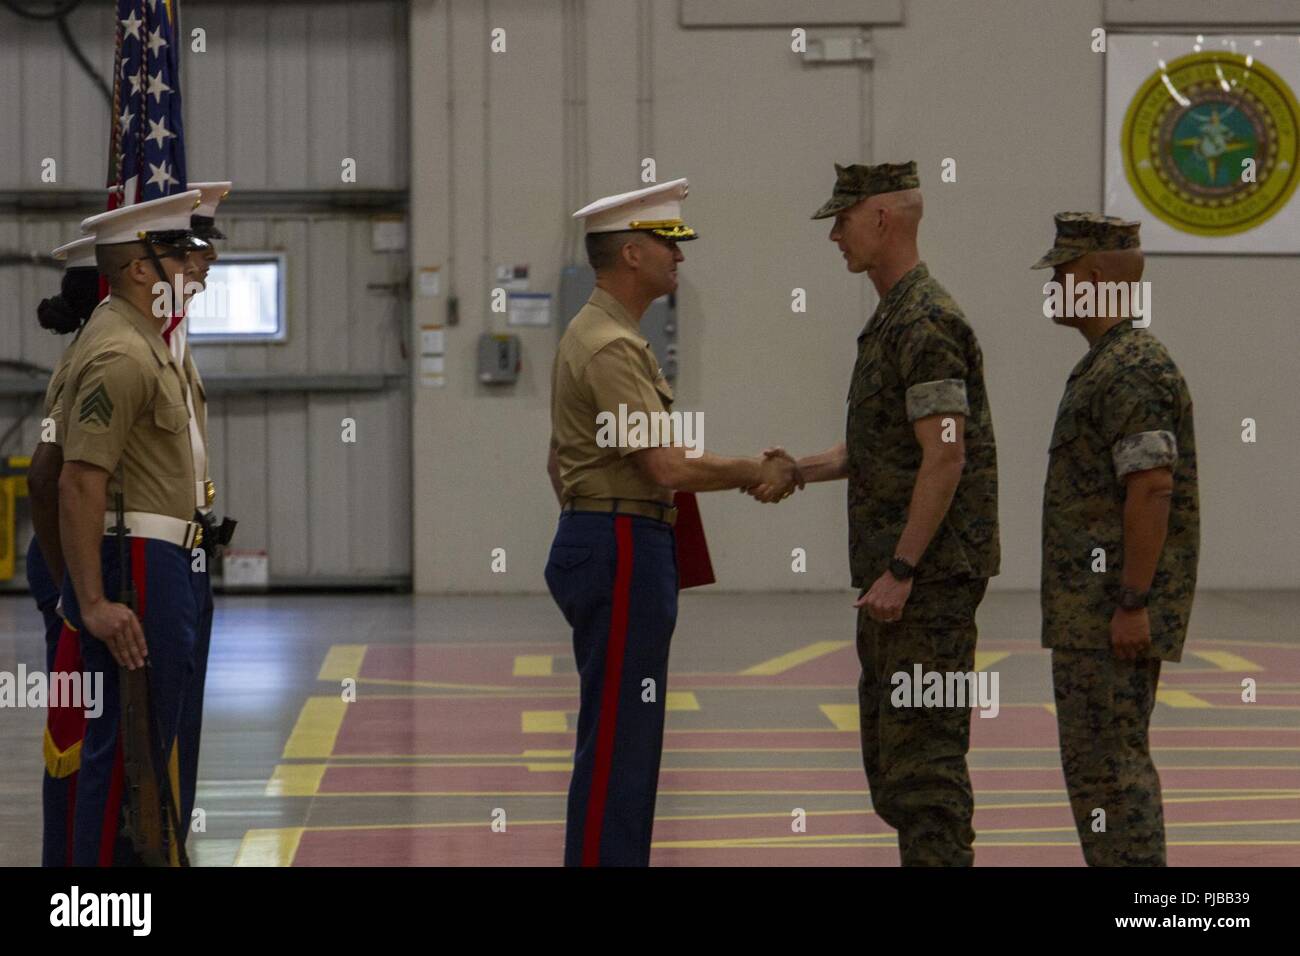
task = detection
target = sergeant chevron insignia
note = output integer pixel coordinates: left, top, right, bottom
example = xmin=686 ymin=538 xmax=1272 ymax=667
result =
xmin=78 ymin=384 xmax=114 ymax=428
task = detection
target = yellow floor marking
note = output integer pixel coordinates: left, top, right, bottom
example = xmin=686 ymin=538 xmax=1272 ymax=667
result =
xmin=1157 ymin=840 xmax=1300 ymax=846
xmin=819 ymin=704 xmax=858 ymax=731
xmin=342 ymin=682 xmax=1300 ymax=698
xmin=741 ymin=641 xmax=851 ymax=676
xmin=280 ymin=756 xmax=1300 ymax=773
xmin=1223 ymin=704 xmax=1300 ymax=711
xmin=521 ymin=710 xmax=568 ymax=733
xmin=311 ymin=736 xmax=1300 ymax=760
xmin=235 ymin=827 xmax=303 ymax=867
xmin=287 ymin=786 xmax=1300 ymax=801
xmin=266 ymin=763 xmax=328 ymax=797
xmin=1158 ymin=689 xmax=1214 ymax=708
xmin=513 ymin=654 xmax=554 ymax=677
xmin=651 ymin=816 xmax=1300 ymax=850
xmin=345 ymin=636 xmax=1300 ymax=651
xmin=352 ymin=677 xmax=566 ymax=692
xmin=303 ymin=739 xmax=1299 ymax=760
xmin=235 ymin=790 xmax=1300 ymax=841
xmin=975 ymin=651 xmax=1010 ymax=671
xmin=667 ymin=691 xmax=700 ymax=711
xmin=486 ymin=762 xmax=1300 ymax=775
xmin=318 ymin=644 xmax=367 ymax=682
xmin=1197 ymin=638 xmax=1300 ymax=649
xmin=282 ymin=697 xmax=349 ymax=759
xmin=653 ymin=838 xmax=1300 ymax=850
xmin=1188 ymin=650 xmax=1261 ymax=672
xmin=1166 ymin=684 xmax=1300 ymax=691
xmin=297 ymin=773 xmax=1300 ymax=797
xmin=1136 ymin=746 xmax=1300 ymax=751
xmin=1163 ymin=792 xmax=1300 ymax=804
xmin=1043 ymin=704 xmax=1057 ymax=715
xmin=1150 ymin=726 xmax=1300 ymax=731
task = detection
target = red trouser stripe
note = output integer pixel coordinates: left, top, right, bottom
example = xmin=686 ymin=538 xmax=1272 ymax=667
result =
xmin=98 ymin=739 xmax=124 ymax=866
xmin=131 ymin=537 xmax=148 ymax=618
xmin=97 ymin=537 xmax=149 ymax=865
xmin=581 ymin=515 xmax=634 ymax=866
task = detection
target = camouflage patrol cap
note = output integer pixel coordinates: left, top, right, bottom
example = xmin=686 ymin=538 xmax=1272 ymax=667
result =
xmin=810 ymin=161 xmax=920 ymax=220
xmin=1030 ymin=212 xmax=1141 ymax=269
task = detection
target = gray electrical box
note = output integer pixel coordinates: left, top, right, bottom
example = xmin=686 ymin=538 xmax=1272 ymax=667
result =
xmin=557 ymin=264 xmax=678 ymax=380
xmin=478 ymin=333 xmax=521 ymax=384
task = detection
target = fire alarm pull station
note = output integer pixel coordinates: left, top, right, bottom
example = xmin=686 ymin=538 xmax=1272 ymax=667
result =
xmin=478 ymin=333 xmax=521 ymax=384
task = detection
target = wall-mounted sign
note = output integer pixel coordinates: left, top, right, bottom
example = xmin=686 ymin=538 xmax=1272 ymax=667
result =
xmin=1105 ymin=34 xmax=1300 ymax=253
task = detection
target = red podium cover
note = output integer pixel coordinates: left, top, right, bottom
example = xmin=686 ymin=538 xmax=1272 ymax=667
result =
xmin=673 ymin=491 xmax=715 ymax=589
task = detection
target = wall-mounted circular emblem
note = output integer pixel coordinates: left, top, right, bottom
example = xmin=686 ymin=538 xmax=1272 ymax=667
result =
xmin=1122 ymin=50 xmax=1299 ymax=236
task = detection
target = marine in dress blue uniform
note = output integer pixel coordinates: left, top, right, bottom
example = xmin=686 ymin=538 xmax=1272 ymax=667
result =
xmin=546 ymin=180 xmax=800 ymax=865
xmin=547 ymin=182 xmax=696 ymax=866
xmin=29 ymin=235 xmax=101 ymax=865
xmin=171 ymin=180 xmax=232 ymax=828
xmin=57 ymin=192 xmax=213 ymax=865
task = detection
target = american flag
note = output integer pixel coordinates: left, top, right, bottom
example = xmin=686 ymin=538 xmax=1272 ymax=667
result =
xmin=107 ymin=0 xmax=187 ymax=209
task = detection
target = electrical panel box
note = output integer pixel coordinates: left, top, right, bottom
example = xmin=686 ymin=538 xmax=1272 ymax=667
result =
xmin=558 ymin=264 xmax=678 ymax=380
xmin=478 ymin=333 xmax=521 ymax=384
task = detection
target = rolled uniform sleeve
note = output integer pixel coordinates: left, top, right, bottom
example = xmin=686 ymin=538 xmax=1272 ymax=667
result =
xmin=63 ymin=350 xmax=153 ymax=474
xmin=1101 ymin=371 xmax=1179 ymax=479
xmin=896 ymin=315 xmax=971 ymax=422
xmin=46 ymin=391 xmax=66 ymax=449
xmin=42 ymin=351 xmax=74 ymax=447
xmin=584 ymin=338 xmax=670 ymax=457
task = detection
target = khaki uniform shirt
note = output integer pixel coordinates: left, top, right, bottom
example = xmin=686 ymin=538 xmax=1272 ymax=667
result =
xmin=61 ymin=295 xmax=209 ymax=521
xmin=551 ymin=287 xmax=674 ymax=505
xmin=1041 ymin=321 xmax=1199 ymax=662
xmin=43 ymin=341 xmax=79 ymax=441
xmin=846 ymin=262 xmax=1000 ymax=587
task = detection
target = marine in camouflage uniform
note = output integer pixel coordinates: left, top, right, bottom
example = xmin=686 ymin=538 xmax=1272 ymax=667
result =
xmin=807 ymin=162 xmax=1000 ymax=865
xmin=1033 ymin=213 xmax=1199 ymax=866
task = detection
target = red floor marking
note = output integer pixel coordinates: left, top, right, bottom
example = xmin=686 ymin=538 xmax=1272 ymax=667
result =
xmin=292 ymin=824 xmax=562 ymax=866
xmin=1162 ymin=650 xmax=1298 ymax=687
xmin=332 ymin=696 xmax=570 ymax=755
xmin=327 ymin=695 xmax=1300 ymax=759
xmin=1148 ymin=729 xmax=1300 ymax=747
xmin=288 ymin=811 xmax=1300 ymax=867
xmin=295 ymin=638 xmax=1299 ymax=866
xmin=1169 ymin=689 xmax=1300 ymax=703
xmin=351 ymin=641 xmax=1300 ymax=690
xmin=360 ymin=645 xmax=574 ymax=688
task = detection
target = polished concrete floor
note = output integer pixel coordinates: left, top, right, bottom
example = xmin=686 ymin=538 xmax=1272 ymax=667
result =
xmin=1 ymin=589 xmax=1296 ymax=866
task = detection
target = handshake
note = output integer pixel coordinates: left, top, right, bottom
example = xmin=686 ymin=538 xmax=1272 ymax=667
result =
xmin=741 ymin=447 xmax=805 ymax=503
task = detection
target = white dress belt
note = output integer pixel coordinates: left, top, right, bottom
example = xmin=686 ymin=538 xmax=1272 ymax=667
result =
xmin=102 ymin=511 xmax=203 ymax=549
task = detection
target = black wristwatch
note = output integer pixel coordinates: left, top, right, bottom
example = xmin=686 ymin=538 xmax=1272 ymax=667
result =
xmin=888 ymin=556 xmax=916 ymax=581
xmin=1117 ymin=587 xmax=1150 ymax=610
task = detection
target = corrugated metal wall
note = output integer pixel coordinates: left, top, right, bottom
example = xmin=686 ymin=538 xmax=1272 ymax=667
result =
xmin=0 ymin=1 xmax=412 ymax=586
xmin=0 ymin=1 xmax=408 ymax=192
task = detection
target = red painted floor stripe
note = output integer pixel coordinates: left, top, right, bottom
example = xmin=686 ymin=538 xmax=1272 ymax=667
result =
xmin=581 ymin=515 xmax=634 ymax=866
xmin=289 ymin=815 xmax=1300 ymax=868
xmin=352 ymin=641 xmax=1300 ymax=687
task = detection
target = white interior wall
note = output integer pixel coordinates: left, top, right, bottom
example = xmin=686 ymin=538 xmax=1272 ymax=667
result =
xmin=408 ymin=0 xmax=1300 ymax=594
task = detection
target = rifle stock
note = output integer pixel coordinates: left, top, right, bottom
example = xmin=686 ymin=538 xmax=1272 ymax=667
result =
xmin=113 ymin=487 xmax=188 ymax=867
